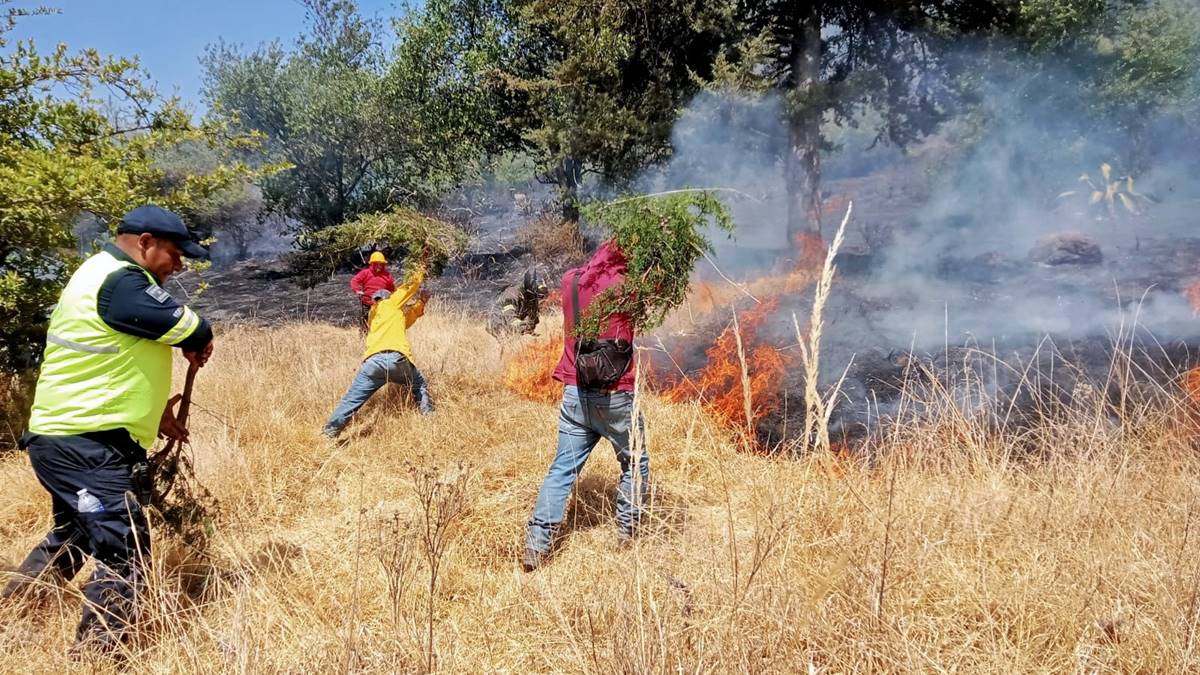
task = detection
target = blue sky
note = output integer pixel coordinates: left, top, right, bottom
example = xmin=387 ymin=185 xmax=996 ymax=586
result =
xmin=9 ymin=0 xmax=401 ymax=116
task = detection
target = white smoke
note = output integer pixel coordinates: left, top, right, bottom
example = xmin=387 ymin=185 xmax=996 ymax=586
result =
xmin=641 ymin=72 xmax=1200 ymax=356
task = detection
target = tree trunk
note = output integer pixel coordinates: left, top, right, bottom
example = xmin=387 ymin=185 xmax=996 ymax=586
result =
xmin=784 ymin=9 xmax=824 ymax=253
xmin=232 ymin=229 xmax=250 ymax=261
xmin=555 ymin=157 xmax=583 ymax=222
xmin=1125 ymin=108 xmax=1151 ymax=177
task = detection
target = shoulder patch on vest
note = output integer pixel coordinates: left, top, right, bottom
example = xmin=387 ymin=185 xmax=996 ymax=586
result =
xmin=145 ymin=285 xmax=171 ymax=303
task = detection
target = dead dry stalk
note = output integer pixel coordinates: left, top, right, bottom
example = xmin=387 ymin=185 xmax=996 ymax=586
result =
xmin=410 ymin=463 xmax=471 ymax=673
xmin=795 ymin=202 xmax=853 ymax=453
xmin=375 ymin=512 xmax=418 ymax=636
xmin=732 ymin=308 xmax=755 ymax=449
xmin=875 ymin=464 xmax=898 ymax=621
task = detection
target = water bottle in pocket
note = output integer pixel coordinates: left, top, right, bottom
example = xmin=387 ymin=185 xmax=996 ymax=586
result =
xmin=76 ymin=488 xmax=105 ymax=513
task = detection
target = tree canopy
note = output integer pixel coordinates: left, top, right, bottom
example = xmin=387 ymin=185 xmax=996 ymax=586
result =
xmin=0 ymin=2 xmax=261 ymax=370
xmin=492 ymin=0 xmax=731 ymax=219
xmin=706 ymin=1 xmax=1020 ymax=241
xmin=1011 ymin=0 xmax=1200 ymax=170
xmin=200 ymin=0 xmax=1200 ymax=244
xmin=203 ymin=0 xmax=509 ymax=235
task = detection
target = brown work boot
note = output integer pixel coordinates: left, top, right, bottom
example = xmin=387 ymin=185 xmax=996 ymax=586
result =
xmin=521 ymin=547 xmax=547 ymax=573
xmin=616 ymin=525 xmax=642 ymax=551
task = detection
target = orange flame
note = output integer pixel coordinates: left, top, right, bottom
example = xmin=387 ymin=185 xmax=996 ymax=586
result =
xmin=689 ymin=281 xmax=722 ymax=316
xmin=824 ymin=441 xmax=853 ymax=478
xmin=665 ymin=299 xmax=794 ymax=443
xmin=681 ymin=258 xmax=821 ymax=323
xmin=502 ymin=334 xmax=563 ymax=403
xmin=1184 ymin=367 xmax=1200 ymax=407
xmin=792 ymin=230 xmax=826 ymax=271
xmin=797 ymin=191 xmax=846 ymax=262
xmin=1185 ymin=280 xmax=1200 ymax=316
xmin=658 ymin=229 xmax=832 ymax=449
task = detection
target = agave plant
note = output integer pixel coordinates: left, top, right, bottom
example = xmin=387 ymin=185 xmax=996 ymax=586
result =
xmin=1056 ymin=163 xmax=1153 ymax=219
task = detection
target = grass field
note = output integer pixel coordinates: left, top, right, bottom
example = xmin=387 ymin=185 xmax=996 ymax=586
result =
xmin=2 ymin=304 xmax=1200 ymax=673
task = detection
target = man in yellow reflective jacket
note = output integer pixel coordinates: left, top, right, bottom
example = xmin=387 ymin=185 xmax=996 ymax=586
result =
xmin=2 ymin=205 xmax=213 ymax=653
xmin=323 ymin=265 xmax=433 ymax=436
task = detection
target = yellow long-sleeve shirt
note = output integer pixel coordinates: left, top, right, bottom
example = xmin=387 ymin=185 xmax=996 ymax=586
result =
xmin=363 ymin=267 xmax=426 ymax=361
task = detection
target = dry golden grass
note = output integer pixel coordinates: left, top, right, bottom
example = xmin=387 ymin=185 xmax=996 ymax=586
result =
xmin=2 ymin=300 xmax=1200 ymax=672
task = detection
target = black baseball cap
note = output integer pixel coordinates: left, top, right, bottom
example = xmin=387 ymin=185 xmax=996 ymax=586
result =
xmin=116 ymin=205 xmax=209 ymax=259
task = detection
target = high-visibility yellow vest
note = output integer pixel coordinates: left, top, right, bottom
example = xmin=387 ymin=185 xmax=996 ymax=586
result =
xmin=28 ymin=250 xmax=200 ymax=449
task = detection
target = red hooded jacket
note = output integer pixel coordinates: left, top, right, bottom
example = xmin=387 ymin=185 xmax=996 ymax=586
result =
xmin=350 ymin=265 xmax=396 ymax=306
xmin=553 ymin=241 xmax=637 ymax=392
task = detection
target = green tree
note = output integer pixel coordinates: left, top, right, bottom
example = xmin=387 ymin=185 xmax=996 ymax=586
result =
xmin=157 ymin=141 xmax=267 ymax=260
xmin=203 ymin=0 xmax=386 ymax=232
xmin=1015 ymin=0 xmax=1200 ymax=171
xmin=0 ymin=5 xmax=258 ymax=371
xmin=716 ymin=1 xmax=1017 ymax=245
xmin=204 ymin=0 xmax=505 ymax=234
xmin=381 ymin=0 xmax=518 ymax=200
xmin=480 ymin=0 xmax=731 ymax=220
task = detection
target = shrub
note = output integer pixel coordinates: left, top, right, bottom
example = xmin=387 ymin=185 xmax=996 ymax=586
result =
xmin=518 ymin=214 xmax=586 ymax=265
xmin=289 ymin=208 xmax=469 ymax=286
xmin=576 ymin=191 xmax=734 ymax=338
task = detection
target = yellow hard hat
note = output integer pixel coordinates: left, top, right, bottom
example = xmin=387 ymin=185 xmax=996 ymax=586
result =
xmin=369 ymin=251 xmax=387 ymax=264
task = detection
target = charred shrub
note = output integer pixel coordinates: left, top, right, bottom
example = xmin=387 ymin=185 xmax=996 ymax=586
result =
xmin=518 ymin=214 xmax=586 ymax=266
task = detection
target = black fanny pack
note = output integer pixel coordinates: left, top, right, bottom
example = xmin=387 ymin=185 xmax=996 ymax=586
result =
xmin=571 ymin=271 xmax=633 ymax=390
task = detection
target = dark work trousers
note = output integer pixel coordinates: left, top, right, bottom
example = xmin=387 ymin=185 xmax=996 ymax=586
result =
xmin=3 ymin=432 xmax=150 ymax=648
xmin=359 ymin=301 xmax=371 ymax=334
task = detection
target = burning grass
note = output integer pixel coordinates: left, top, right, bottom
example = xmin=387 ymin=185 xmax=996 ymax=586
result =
xmin=654 ymin=209 xmax=840 ymax=449
xmin=664 ymin=299 xmax=794 ymax=445
xmin=1186 ymin=278 xmax=1200 ymax=316
xmin=501 ymin=330 xmax=564 ymax=404
xmin=3 ymin=309 xmax=1200 ymax=671
xmin=675 ymin=255 xmax=823 ymax=323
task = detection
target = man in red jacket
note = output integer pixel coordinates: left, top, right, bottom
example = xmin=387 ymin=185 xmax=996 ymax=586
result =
xmin=350 ymin=251 xmax=395 ymax=329
xmin=522 ymin=240 xmax=649 ymax=571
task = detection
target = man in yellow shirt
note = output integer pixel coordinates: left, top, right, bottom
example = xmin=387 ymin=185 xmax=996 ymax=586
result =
xmin=323 ymin=266 xmax=432 ymax=437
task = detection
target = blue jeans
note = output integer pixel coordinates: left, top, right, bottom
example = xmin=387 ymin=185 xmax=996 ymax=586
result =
xmin=525 ymin=386 xmax=650 ymax=553
xmin=323 ymin=352 xmax=433 ymax=436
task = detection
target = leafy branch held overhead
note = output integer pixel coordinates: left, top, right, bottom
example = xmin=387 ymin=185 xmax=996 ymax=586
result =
xmin=575 ymin=191 xmax=734 ymax=339
xmin=289 ymin=207 xmax=468 ymax=286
